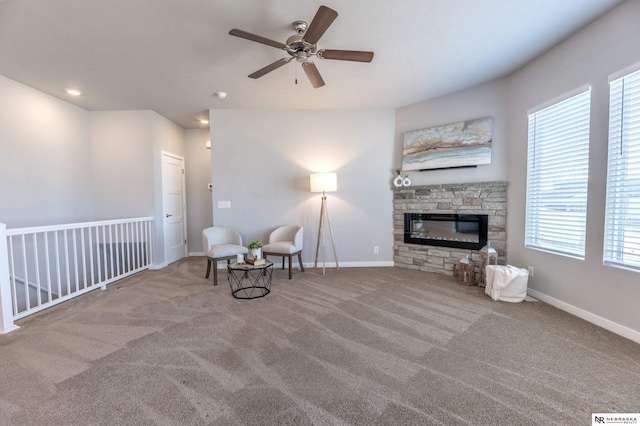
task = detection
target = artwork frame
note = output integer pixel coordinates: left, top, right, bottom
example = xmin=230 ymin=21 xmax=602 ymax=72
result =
xmin=402 ymin=117 xmax=493 ymax=171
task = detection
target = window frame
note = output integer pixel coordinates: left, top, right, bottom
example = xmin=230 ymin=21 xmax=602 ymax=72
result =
xmin=525 ymin=86 xmax=592 ymax=259
xmin=603 ymin=64 xmax=640 ymax=273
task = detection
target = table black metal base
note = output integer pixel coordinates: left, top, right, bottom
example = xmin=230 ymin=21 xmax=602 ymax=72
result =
xmin=227 ymin=261 xmax=273 ymax=299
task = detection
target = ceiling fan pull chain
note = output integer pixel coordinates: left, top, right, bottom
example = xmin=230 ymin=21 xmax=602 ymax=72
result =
xmin=295 ymin=62 xmax=298 ymax=85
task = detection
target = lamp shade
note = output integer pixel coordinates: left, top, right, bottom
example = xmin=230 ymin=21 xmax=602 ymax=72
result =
xmin=310 ymin=173 xmax=337 ymax=193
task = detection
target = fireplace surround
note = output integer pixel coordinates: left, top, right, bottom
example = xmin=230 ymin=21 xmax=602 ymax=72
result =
xmin=393 ymin=181 xmax=507 ymax=277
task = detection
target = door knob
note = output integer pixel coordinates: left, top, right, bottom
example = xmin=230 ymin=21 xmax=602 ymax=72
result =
xmin=166 ymin=214 xmax=173 ymax=218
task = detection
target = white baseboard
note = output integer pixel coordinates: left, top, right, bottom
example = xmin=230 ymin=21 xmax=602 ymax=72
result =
xmin=149 ymin=262 xmax=167 ymax=270
xmin=302 ymin=261 xmax=395 ymax=268
xmin=527 ymin=289 xmax=640 ymax=344
xmin=188 ymin=252 xmax=205 ymax=257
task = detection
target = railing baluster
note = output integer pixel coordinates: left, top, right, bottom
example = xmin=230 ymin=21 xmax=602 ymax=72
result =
xmin=108 ymin=224 xmax=115 ymax=280
xmin=115 ymin=223 xmax=121 ymax=276
xmin=44 ymin=232 xmax=52 ymax=302
xmin=136 ymin=222 xmax=141 ymax=269
xmin=80 ymin=228 xmax=87 ymax=290
xmin=89 ymin=226 xmax=95 ymax=286
xmin=33 ymin=233 xmax=42 ymax=307
xmin=54 ymin=231 xmax=62 ymax=298
xmin=125 ymin=222 xmax=131 ymax=272
xmin=95 ymin=226 xmax=102 ymax=283
xmin=146 ymin=220 xmax=151 ymax=266
xmin=64 ymin=230 xmax=71 ymax=296
xmin=72 ymin=229 xmax=79 ymax=294
xmin=21 ymin=234 xmax=30 ymax=311
xmin=8 ymin=236 xmax=18 ymax=315
xmin=101 ymin=226 xmax=108 ymax=284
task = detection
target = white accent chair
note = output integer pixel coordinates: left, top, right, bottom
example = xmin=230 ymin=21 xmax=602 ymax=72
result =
xmin=485 ymin=265 xmax=529 ymax=303
xmin=262 ymin=225 xmax=304 ymax=279
xmin=202 ymin=227 xmax=248 ymax=286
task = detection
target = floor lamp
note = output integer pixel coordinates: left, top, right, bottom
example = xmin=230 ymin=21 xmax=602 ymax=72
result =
xmin=310 ymin=173 xmax=339 ymax=275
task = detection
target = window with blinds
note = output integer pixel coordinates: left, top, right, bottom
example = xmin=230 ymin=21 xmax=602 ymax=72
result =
xmin=525 ymin=88 xmax=591 ymax=259
xmin=604 ymin=68 xmax=640 ymax=272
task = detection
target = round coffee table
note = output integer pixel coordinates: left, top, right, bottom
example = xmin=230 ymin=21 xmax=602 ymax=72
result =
xmin=227 ymin=260 xmax=274 ymax=299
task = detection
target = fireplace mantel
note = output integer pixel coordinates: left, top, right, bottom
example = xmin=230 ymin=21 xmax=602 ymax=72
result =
xmin=393 ymin=181 xmax=507 ymax=278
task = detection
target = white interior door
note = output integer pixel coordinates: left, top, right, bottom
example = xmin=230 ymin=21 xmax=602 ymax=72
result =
xmin=162 ymin=152 xmax=186 ymax=264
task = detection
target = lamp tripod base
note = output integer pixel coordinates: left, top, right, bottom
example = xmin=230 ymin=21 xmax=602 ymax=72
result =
xmin=314 ymin=194 xmax=339 ymax=275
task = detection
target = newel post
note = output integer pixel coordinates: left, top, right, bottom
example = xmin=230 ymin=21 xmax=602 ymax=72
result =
xmin=0 ymin=224 xmax=19 ymax=333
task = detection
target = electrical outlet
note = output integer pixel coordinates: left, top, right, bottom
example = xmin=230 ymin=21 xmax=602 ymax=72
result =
xmin=527 ymin=265 xmax=534 ymax=278
xmin=374 ymin=246 xmax=379 ymax=254
xmin=217 ymin=200 xmax=231 ymax=209
xmin=207 ymin=183 xmax=212 ymax=190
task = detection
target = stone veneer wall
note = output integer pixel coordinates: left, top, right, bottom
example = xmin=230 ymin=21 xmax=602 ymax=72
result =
xmin=393 ymin=181 xmax=507 ymax=278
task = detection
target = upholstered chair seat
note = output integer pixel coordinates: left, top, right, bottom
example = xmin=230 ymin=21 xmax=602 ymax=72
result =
xmin=262 ymin=225 xmax=304 ymax=279
xmin=202 ymin=227 xmax=248 ymax=286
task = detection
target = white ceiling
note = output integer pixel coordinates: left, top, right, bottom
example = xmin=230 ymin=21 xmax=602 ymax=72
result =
xmin=0 ymin=0 xmax=622 ymax=129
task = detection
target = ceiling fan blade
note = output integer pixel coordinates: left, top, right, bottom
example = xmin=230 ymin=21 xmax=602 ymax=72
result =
xmin=302 ymin=62 xmax=325 ymax=88
xmin=248 ymin=58 xmax=292 ymax=79
xmin=303 ymin=6 xmax=338 ymax=45
xmin=229 ymin=29 xmax=286 ymax=49
xmin=319 ymin=49 xmax=374 ymax=63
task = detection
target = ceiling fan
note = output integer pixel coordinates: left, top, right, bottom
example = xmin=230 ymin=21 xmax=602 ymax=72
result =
xmin=229 ymin=5 xmax=374 ymax=88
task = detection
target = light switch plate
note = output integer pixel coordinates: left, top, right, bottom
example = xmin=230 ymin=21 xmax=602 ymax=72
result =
xmin=217 ymin=200 xmax=231 ymax=208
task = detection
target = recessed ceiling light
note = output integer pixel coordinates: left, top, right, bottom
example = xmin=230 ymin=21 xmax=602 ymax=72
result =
xmin=65 ymin=88 xmax=82 ymax=96
xmin=199 ymin=119 xmax=209 ymax=125
xmin=214 ymin=91 xmax=227 ymax=100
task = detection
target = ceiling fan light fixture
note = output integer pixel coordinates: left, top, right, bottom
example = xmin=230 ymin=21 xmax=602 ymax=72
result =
xmin=199 ymin=118 xmax=209 ymax=125
xmin=65 ymin=88 xmax=82 ymax=96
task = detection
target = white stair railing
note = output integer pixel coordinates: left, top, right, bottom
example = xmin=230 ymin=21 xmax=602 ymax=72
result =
xmin=0 ymin=217 xmax=153 ymax=333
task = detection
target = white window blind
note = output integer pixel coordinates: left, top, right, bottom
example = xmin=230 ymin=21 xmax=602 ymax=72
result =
xmin=604 ymin=68 xmax=640 ymax=271
xmin=525 ymin=88 xmax=591 ymax=259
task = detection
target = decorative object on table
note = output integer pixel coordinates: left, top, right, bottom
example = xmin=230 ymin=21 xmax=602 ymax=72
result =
xmin=227 ymin=260 xmax=274 ymax=299
xmin=202 ymin=227 xmax=248 ymax=286
xmin=393 ymin=169 xmax=404 ymax=187
xmin=262 ymin=225 xmax=304 ymax=279
xmin=402 ymin=116 xmax=493 ymax=171
xmin=457 ymin=254 xmax=475 ymax=286
xmin=248 ymin=240 xmax=263 ymax=260
xmin=402 ymin=174 xmax=411 ymax=187
xmin=310 ymin=172 xmax=339 ymax=275
xmin=479 ymin=241 xmax=498 ymax=288
xmin=245 ymin=257 xmax=266 ymax=266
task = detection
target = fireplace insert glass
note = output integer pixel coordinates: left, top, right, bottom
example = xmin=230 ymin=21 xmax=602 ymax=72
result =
xmin=404 ymin=213 xmax=488 ymax=250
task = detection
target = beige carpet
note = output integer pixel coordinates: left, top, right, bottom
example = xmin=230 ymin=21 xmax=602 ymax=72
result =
xmin=0 ymin=257 xmax=638 ymax=425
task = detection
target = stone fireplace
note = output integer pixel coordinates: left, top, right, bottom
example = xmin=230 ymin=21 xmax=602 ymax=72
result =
xmin=393 ymin=181 xmax=507 ymax=278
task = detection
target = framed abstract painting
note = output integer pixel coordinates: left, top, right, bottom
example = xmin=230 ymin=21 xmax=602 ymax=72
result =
xmin=402 ymin=117 xmax=493 ymax=171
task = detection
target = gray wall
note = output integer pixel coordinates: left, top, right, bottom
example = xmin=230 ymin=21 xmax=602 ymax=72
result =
xmin=90 ymin=111 xmax=155 ymax=219
xmin=506 ymin=0 xmax=640 ymax=335
xmin=0 ymin=76 xmax=185 ymax=267
xmin=395 ymin=78 xmax=509 ymax=186
xmin=0 ymin=75 xmax=94 ymax=227
xmin=209 ymin=109 xmax=395 ymax=265
xmin=185 ymin=129 xmax=212 ymax=254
